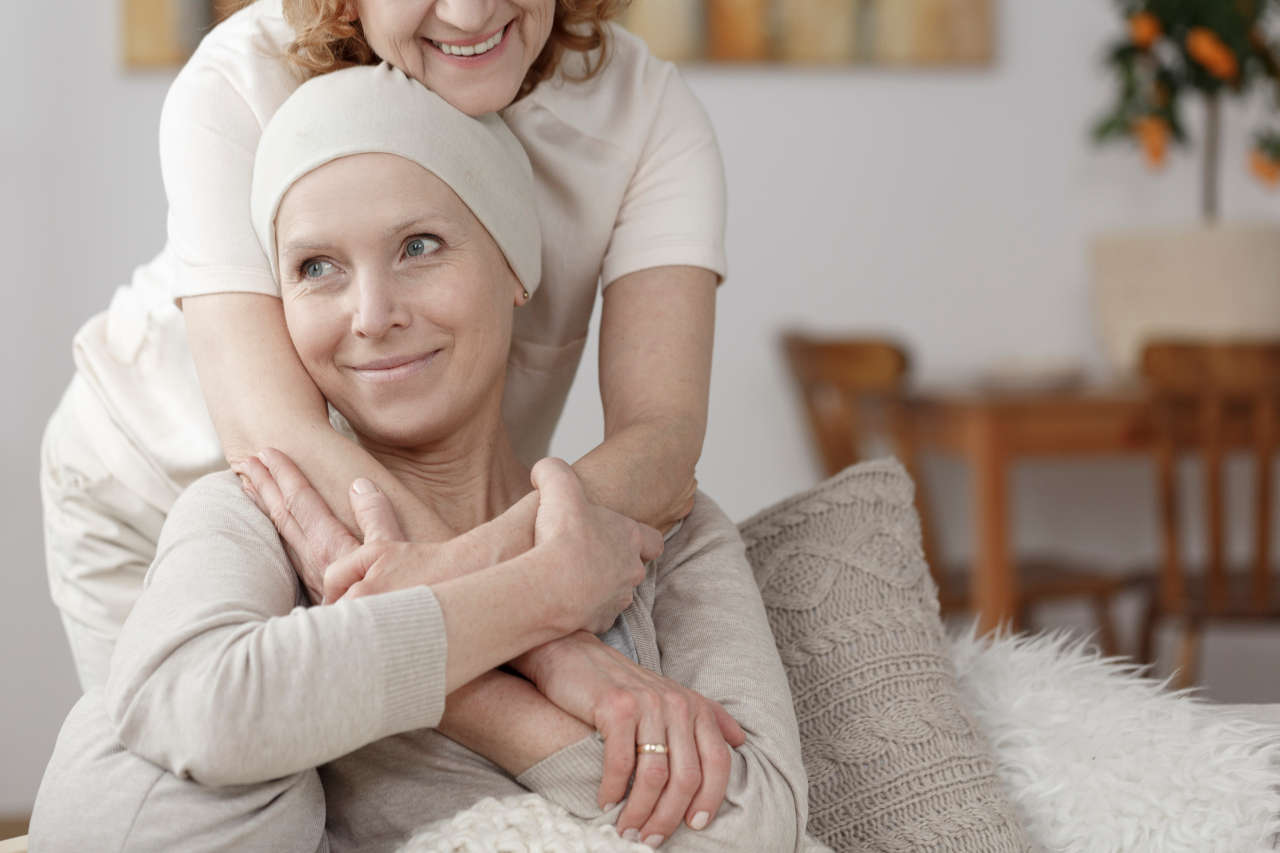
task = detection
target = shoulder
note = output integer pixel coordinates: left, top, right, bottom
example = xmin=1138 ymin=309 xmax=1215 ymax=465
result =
xmin=158 ymin=470 xmax=285 ymax=560
xmin=162 ymin=0 xmax=298 ymax=137
xmin=507 ymin=23 xmax=711 ymax=156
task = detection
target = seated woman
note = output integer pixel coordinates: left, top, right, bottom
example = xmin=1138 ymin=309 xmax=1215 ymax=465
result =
xmin=31 ymin=64 xmax=812 ymax=853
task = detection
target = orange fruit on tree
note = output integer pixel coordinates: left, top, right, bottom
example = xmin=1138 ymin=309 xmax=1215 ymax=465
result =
xmin=1133 ymin=115 xmax=1169 ymax=169
xmin=1251 ymin=148 xmax=1280 ymax=186
xmin=1130 ymin=13 xmax=1161 ymax=49
xmin=1186 ymin=27 xmax=1238 ymax=80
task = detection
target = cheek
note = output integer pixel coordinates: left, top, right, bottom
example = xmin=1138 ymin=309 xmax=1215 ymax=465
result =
xmin=284 ymin=305 xmax=344 ymax=374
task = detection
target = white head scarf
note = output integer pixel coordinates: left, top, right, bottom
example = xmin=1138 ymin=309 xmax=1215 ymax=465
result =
xmin=250 ymin=62 xmax=541 ymax=294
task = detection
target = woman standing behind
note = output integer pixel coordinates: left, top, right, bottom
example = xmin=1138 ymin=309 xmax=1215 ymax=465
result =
xmin=43 ymin=0 xmax=724 ymax=692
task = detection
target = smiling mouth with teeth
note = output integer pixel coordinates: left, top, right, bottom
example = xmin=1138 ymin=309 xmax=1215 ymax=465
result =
xmin=429 ymin=25 xmax=507 ymax=57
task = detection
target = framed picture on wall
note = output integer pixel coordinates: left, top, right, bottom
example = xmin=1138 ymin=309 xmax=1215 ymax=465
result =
xmin=621 ymin=0 xmax=996 ymax=65
xmin=121 ymin=0 xmax=235 ymax=68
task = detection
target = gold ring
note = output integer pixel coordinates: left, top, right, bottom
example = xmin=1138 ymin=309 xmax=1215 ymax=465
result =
xmin=636 ymin=743 xmax=668 ymax=756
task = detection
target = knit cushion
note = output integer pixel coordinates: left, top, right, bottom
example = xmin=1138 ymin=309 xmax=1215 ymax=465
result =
xmin=738 ymin=459 xmax=1031 ymax=852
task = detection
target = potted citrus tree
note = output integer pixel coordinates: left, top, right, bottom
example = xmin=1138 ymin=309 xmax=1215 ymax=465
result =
xmin=1090 ymin=0 xmax=1280 ymax=373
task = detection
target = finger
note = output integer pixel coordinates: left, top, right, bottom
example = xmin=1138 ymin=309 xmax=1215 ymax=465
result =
xmin=349 ymin=478 xmax=404 ymax=542
xmin=595 ymin=691 xmax=639 ymax=811
xmin=258 ymin=448 xmax=356 ymax=546
xmin=615 ymin=703 xmax=668 ymax=844
xmin=683 ymin=712 xmax=733 ymax=832
xmin=240 ymin=454 xmax=309 ymax=550
xmin=637 ymin=699 xmax=703 ymax=847
xmin=323 ymin=548 xmax=375 ymax=604
xmin=710 ymin=701 xmax=746 ymax=747
xmin=530 ymin=457 xmax=586 ymax=507
xmin=634 ymin=522 xmax=665 ymax=564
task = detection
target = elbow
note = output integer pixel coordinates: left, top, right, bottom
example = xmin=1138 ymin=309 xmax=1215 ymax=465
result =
xmin=716 ymin=748 xmax=806 ymax=852
xmin=103 ymin=660 xmax=260 ymax=787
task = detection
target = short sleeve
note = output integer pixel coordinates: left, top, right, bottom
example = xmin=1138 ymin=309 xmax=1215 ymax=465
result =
xmin=158 ymin=64 xmax=280 ymax=303
xmin=599 ymin=67 xmax=727 ymax=288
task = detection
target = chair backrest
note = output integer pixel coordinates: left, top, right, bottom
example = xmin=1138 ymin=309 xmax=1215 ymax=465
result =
xmin=1140 ymin=340 xmax=1280 ymax=615
xmin=781 ymin=334 xmax=910 ymax=474
xmin=780 ymin=333 xmax=941 ymax=566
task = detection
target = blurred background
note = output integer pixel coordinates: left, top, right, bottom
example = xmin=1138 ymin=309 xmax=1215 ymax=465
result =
xmin=3 ymin=0 xmax=1279 ymax=831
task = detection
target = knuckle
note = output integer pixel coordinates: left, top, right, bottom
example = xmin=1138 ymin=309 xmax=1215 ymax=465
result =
xmin=664 ymin=693 xmax=690 ymax=718
xmin=640 ymin=763 xmax=669 ymax=786
xmin=673 ymin=765 xmax=701 ymax=792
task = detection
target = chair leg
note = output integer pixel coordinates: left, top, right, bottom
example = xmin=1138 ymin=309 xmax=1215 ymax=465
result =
xmin=1016 ymin=601 xmax=1033 ymax=637
xmin=1171 ymin=617 xmax=1203 ymax=690
xmin=1138 ymin=590 xmax=1160 ymax=667
xmin=1091 ymin=593 xmax=1119 ymax=657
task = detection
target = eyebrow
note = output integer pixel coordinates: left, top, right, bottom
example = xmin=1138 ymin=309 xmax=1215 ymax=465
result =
xmin=280 ymin=215 xmax=444 ymax=255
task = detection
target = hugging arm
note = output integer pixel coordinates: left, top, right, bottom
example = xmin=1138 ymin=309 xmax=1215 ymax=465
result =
xmin=575 ymin=266 xmax=716 ymax=532
xmin=102 ymin=469 xmax=651 ymax=787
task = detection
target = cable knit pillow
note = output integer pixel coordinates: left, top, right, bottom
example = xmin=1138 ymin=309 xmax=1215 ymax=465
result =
xmin=738 ymin=459 xmax=1032 ymax=852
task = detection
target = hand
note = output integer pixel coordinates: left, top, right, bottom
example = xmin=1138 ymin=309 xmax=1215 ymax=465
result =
xmin=530 ymin=459 xmax=665 ymax=634
xmin=234 ymin=448 xmax=360 ymax=604
xmin=516 ymin=632 xmax=746 ymax=844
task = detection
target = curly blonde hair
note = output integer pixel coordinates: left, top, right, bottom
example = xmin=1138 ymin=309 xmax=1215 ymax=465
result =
xmin=219 ymin=0 xmax=627 ymax=98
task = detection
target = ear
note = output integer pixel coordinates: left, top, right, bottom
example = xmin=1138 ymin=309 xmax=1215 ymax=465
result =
xmin=514 ymin=281 xmax=530 ymax=306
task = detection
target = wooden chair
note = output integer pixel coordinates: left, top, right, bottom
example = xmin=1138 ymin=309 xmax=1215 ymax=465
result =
xmin=782 ymin=332 xmax=1135 ymax=653
xmin=1138 ymin=340 xmax=1280 ymax=688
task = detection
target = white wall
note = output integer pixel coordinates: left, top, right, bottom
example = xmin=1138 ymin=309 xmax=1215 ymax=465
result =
xmin=3 ymin=0 xmax=1278 ymax=815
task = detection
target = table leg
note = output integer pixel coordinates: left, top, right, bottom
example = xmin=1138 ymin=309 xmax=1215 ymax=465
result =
xmin=969 ymin=410 xmax=1018 ymax=634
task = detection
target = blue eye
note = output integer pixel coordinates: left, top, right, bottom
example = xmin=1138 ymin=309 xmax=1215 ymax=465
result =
xmin=301 ymin=259 xmax=335 ymax=280
xmin=405 ymin=235 xmax=441 ymax=258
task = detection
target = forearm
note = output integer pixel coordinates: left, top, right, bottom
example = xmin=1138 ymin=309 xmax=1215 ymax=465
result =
xmin=432 ymin=547 xmax=583 ymax=693
xmin=105 ymin=518 xmax=448 ymax=786
xmin=183 ymin=292 xmax=451 ymax=541
xmin=437 ymin=669 xmax=593 ymax=776
xmin=585 ymin=265 xmax=716 ymax=530
xmin=573 ymin=414 xmax=701 ymax=532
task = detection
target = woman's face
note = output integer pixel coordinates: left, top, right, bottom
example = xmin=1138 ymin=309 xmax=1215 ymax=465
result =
xmin=274 ymin=152 xmax=524 ymax=448
xmin=354 ymin=0 xmax=556 ymax=116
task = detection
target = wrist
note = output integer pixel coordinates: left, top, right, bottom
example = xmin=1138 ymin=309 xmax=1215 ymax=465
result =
xmin=510 ymin=631 xmax=589 ymax=685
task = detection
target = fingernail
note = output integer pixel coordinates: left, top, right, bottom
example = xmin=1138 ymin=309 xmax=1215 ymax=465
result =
xmin=621 ymin=829 xmax=640 ymax=842
xmin=351 ymin=477 xmax=377 ymax=494
xmin=601 ymin=802 xmax=617 ymax=812
xmin=644 ymin=835 xmax=664 ymax=848
xmin=689 ymin=811 xmax=709 ymax=830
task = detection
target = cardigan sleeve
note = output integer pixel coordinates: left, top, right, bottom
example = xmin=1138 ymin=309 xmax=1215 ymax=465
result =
xmin=518 ymin=494 xmax=811 ymax=849
xmin=645 ymin=494 xmax=811 ymax=851
xmin=102 ymin=472 xmax=448 ymax=787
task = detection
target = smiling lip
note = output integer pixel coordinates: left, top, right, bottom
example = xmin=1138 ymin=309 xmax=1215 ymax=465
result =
xmin=426 ymin=23 xmax=511 ymax=62
xmin=349 ymin=350 xmax=440 ymax=384
xmin=431 ymin=25 xmax=506 ymax=48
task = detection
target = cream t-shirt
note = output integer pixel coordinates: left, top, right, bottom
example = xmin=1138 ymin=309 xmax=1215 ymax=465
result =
xmin=73 ymin=0 xmax=726 ymax=504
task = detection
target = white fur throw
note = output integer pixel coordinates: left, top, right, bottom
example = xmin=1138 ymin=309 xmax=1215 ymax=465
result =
xmin=399 ymin=794 xmax=649 ymax=853
xmin=951 ymin=630 xmax=1280 ymax=853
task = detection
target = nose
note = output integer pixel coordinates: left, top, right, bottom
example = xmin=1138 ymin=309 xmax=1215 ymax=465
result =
xmin=350 ymin=274 xmax=410 ymax=339
xmin=432 ymin=0 xmax=499 ymax=35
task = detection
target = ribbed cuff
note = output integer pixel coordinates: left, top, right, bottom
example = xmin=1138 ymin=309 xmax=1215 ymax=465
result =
xmin=516 ymin=733 xmax=606 ymax=818
xmin=361 ymin=586 xmax=448 ymax=734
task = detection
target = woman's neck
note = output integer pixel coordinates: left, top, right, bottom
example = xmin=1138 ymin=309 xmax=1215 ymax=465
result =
xmin=361 ymin=422 xmax=531 ymax=536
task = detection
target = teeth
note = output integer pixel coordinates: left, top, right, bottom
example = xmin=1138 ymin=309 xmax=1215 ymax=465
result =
xmin=432 ymin=28 xmax=504 ymax=57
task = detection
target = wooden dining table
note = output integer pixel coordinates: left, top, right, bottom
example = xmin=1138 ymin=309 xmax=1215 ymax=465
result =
xmin=907 ymin=382 xmax=1155 ymax=633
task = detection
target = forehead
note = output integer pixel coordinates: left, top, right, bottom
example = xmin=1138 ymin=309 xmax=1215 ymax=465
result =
xmin=275 ymin=152 xmax=476 ymax=244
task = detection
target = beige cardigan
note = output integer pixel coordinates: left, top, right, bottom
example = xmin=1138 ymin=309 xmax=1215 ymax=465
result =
xmin=32 ymin=471 xmax=814 ymax=852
